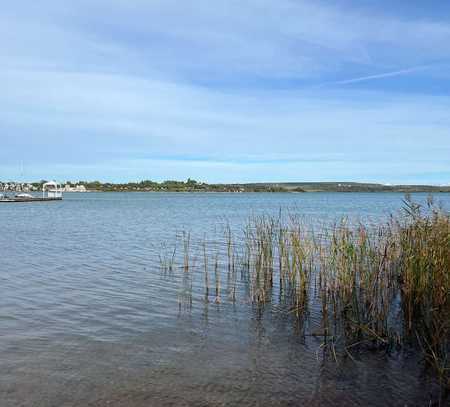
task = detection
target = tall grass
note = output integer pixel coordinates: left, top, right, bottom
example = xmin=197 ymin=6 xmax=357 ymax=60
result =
xmin=398 ymin=198 xmax=449 ymax=387
xmin=159 ymin=198 xmax=449 ymax=391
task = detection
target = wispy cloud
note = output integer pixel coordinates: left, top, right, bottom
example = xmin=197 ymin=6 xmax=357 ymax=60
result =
xmin=1 ymin=1 xmax=450 ymax=183
xmin=2 ymin=1 xmax=450 ymax=81
xmin=328 ymin=65 xmax=432 ymax=86
xmin=1 ymin=68 xmax=449 ymax=177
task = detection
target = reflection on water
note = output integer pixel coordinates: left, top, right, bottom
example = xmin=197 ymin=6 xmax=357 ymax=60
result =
xmin=1 ymin=192 xmax=449 ymax=406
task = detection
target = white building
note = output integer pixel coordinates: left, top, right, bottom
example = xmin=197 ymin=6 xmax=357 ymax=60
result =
xmin=64 ymin=184 xmax=87 ymax=192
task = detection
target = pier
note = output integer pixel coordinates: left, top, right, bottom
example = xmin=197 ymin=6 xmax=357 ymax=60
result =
xmin=1 ymin=181 xmax=63 ymax=203
xmin=0 ymin=197 xmax=63 ymax=203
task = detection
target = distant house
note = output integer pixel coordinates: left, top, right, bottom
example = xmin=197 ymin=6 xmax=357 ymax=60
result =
xmin=64 ymin=184 xmax=87 ymax=192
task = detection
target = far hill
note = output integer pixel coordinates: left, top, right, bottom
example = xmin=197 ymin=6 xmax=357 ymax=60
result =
xmin=240 ymin=182 xmax=450 ymax=193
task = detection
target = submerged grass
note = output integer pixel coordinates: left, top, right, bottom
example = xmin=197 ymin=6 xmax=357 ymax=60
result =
xmin=159 ymin=197 xmax=450 ymax=393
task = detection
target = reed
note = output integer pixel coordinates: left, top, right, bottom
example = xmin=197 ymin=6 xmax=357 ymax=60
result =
xmin=203 ymin=239 xmax=209 ymax=300
xmin=161 ymin=198 xmax=449 ymax=390
xmin=214 ymin=247 xmax=221 ymax=304
xmin=318 ymin=220 xmax=400 ymax=351
xmin=158 ymin=242 xmax=177 ymax=274
xmin=183 ymin=231 xmax=190 ymax=272
xmin=315 ymin=199 xmax=449 ymax=388
xmin=397 ymin=198 xmax=450 ymax=388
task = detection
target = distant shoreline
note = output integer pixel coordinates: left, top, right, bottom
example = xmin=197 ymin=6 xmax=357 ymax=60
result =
xmin=78 ymin=189 xmax=450 ymax=194
xmin=3 ymin=180 xmax=450 ymax=194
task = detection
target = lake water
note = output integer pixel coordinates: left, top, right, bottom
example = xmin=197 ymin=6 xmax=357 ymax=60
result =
xmin=1 ymin=192 xmax=449 ymax=406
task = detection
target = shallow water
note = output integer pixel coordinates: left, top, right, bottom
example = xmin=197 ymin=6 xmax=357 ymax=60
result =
xmin=1 ymin=192 xmax=449 ymax=406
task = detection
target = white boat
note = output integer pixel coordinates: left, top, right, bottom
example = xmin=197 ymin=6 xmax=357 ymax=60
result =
xmin=15 ymin=193 xmax=34 ymax=199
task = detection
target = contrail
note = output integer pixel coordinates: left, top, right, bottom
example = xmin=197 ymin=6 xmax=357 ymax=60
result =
xmin=331 ymin=65 xmax=430 ymax=85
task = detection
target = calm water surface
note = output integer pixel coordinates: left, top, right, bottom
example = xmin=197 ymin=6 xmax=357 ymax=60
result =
xmin=1 ymin=192 xmax=449 ymax=406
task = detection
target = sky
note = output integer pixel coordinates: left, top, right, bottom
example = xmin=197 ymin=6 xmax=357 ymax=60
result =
xmin=1 ymin=0 xmax=450 ymax=184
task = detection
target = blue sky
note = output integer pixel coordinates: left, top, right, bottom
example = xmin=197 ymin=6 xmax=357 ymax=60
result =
xmin=1 ymin=0 xmax=450 ymax=184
